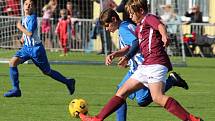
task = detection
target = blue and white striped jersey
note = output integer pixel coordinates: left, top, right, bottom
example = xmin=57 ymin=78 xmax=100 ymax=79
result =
xmin=21 ymin=13 xmax=41 ymax=46
xmin=118 ymin=21 xmax=144 ymax=73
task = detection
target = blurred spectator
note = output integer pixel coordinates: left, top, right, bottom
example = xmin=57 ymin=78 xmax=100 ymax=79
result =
xmin=116 ymin=0 xmax=147 ymax=23
xmin=41 ymin=4 xmax=53 ymax=48
xmin=48 ymin=0 xmax=59 ymax=24
xmin=92 ymin=0 xmax=117 ymax=54
xmin=66 ymin=1 xmax=78 ymax=41
xmin=116 ymin=0 xmax=128 ymax=20
xmin=48 ymin=0 xmax=57 ymax=13
xmin=5 ymin=7 xmax=14 ymax=16
xmin=0 ymin=0 xmax=5 ymax=15
xmin=184 ymin=5 xmax=203 ymax=23
xmin=66 ymin=1 xmax=80 ymax=19
xmin=55 ymin=9 xmax=70 ymax=56
xmin=3 ymin=0 xmax=20 ymax=16
xmin=102 ymin=0 xmax=117 ymax=10
xmin=160 ymin=4 xmax=181 ymax=34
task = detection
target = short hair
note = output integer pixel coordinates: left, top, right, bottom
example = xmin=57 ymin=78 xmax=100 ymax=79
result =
xmin=99 ymin=8 xmax=120 ymax=26
xmin=126 ymin=0 xmax=148 ymax=13
xmin=24 ymin=0 xmax=35 ymax=6
xmin=60 ymin=9 xmax=67 ymax=15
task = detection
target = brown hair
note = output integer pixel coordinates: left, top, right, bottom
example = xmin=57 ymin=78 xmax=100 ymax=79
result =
xmin=99 ymin=8 xmax=120 ymax=26
xmin=126 ymin=0 xmax=148 ymax=13
xmin=23 ymin=0 xmax=36 ymax=6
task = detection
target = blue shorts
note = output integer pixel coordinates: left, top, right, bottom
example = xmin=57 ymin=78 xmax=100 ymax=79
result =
xmin=15 ymin=43 xmax=51 ymax=73
xmin=117 ymin=70 xmax=151 ymax=104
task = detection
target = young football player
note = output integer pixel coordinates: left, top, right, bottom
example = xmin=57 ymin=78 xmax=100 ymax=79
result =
xmin=3 ymin=0 xmax=75 ymax=97
xmin=79 ymin=0 xmax=203 ymax=121
xmin=100 ymin=8 xmax=188 ymax=121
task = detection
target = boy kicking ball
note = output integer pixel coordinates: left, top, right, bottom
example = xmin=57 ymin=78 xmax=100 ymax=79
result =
xmin=4 ymin=0 xmax=75 ymax=97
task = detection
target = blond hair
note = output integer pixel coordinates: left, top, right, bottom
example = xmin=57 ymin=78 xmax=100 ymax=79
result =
xmin=126 ymin=0 xmax=148 ymax=13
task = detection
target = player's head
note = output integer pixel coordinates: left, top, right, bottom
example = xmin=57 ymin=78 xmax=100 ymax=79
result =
xmin=60 ymin=9 xmax=68 ymax=20
xmin=99 ymin=8 xmax=121 ymax=33
xmin=126 ymin=0 xmax=148 ymax=24
xmin=67 ymin=1 xmax=73 ymax=10
xmin=23 ymin=0 xmax=35 ymax=15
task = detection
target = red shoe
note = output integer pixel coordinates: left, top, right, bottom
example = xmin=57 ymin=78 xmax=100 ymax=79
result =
xmin=79 ymin=113 xmax=102 ymax=121
xmin=189 ymin=114 xmax=204 ymax=121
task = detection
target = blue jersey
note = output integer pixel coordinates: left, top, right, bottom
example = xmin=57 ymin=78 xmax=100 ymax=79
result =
xmin=21 ymin=13 xmax=41 ymax=46
xmin=118 ymin=21 xmax=144 ymax=73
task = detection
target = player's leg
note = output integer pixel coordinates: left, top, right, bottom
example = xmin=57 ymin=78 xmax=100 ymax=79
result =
xmin=4 ymin=47 xmax=30 ymax=97
xmin=80 ymin=78 xmax=144 ymax=121
xmin=135 ymin=87 xmax=152 ymax=107
xmin=163 ymin=71 xmax=189 ymax=92
xmin=169 ymin=71 xmax=189 ymax=90
xmin=149 ymin=81 xmax=193 ymax=120
xmin=148 ymin=65 xmax=202 ymax=121
xmin=116 ymin=71 xmax=133 ymax=121
xmin=32 ymin=44 xmax=75 ymax=95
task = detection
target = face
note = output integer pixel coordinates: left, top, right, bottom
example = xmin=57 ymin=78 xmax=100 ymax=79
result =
xmin=60 ymin=11 xmax=66 ymax=18
xmin=67 ymin=3 xmax=72 ymax=10
xmin=104 ymin=17 xmax=118 ymax=33
xmin=128 ymin=9 xmax=142 ymax=24
xmin=24 ymin=0 xmax=34 ymax=15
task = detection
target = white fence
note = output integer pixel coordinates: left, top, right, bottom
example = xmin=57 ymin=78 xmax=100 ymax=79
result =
xmin=0 ymin=16 xmax=94 ymax=51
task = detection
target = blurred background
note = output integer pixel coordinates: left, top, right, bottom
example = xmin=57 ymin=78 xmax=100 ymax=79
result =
xmin=0 ymin=0 xmax=215 ymax=62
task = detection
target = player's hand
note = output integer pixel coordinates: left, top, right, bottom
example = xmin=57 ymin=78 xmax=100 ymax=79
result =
xmin=162 ymin=36 xmax=170 ymax=47
xmin=118 ymin=56 xmax=129 ymax=68
xmin=20 ymin=35 xmax=24 ymax=45
xmin=16 ymin=20 xmax=22 ymax=29
xmin=105 ymin=53 xmax=115 ymax=65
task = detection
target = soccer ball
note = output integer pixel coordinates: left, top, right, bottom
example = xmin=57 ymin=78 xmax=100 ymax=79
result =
xmin=69 ymin=98 xmax=88 ymax=118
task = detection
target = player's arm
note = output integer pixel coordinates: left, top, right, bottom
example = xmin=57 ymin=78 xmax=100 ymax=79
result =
xmin=116 ymin=0 xmax=127 ymax=12
xmin=158 ymin=23 xmax=170 ymax=47
xmin=124 ymin=39 xmax=139 ymax=59
xmin=20 ymin=34 xmax=24 ymax=44
xmin=118 ymin=39 xmax=139 ymax=68
xmin=146 ymin=15 xmax=170 ymax=47
xmin=16 ymin=20 xmax=32 ymax=37
xmin=106 ymin=46 xmax=129 ymax=65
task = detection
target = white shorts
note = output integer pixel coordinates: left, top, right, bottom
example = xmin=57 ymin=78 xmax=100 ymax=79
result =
xmin=130 ymin=64 xmax=168 ymax=87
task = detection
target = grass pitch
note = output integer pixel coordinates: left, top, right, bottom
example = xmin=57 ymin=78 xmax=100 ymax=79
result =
xmin=0 ymin=51 xmax=215 ymax=121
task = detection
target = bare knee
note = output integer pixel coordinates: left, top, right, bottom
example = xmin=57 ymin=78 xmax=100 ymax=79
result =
xmin=152 ymin=95 xmax=164 ymax=106
xmin=116 ymin=88 xmax=129 ymax=100
xmin=9 ymin=58 xmax=19 ymax=67
xmin=152 ymin=95 xmax=169 ymax=106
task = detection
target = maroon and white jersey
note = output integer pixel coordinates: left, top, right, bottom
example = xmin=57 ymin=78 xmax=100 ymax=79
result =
xmin=135 ymin=14 xmax=172 ymax=71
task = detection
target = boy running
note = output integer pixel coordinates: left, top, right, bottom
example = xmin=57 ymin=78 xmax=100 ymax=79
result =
xmin=4 ymin=0 xmax=75 ymax=97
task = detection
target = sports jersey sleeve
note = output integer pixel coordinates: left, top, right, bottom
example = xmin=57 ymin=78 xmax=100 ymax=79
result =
xmin=26 ymin=15 xmax=37 ymax=33
xmin=119 ymin=24 xmax=137 ymax=46
xmin=145 ymin=15 xmax=162 ymax=30
xmin=125 ymin=38 xmax=139 ymax=59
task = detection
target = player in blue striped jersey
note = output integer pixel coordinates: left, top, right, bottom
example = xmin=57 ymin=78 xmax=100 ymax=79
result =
xmin=99 ymin=8 xmax=189 ymax=121
xmin=3 ymin=0 xmax=75 ymax=97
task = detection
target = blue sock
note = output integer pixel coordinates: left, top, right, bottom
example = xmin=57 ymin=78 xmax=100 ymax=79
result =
xmin=165 ymin=76 xmax=174 ymax=92
xmin=116 ymin=102 xmax=127 ymax=121
xmin=48 ymin=69 xmax=68 ymax=84
xmin=9 ymin=67 xmax=20 ymax=90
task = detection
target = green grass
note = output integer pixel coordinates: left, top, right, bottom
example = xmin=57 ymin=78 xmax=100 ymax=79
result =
xmin=0 ymin=51 xmax=215 ymax=121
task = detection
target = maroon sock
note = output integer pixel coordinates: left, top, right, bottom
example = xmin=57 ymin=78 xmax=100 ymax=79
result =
xmin=96 ymin=96 xmax=125 ymax=120
xmin=164 ymin=97 xmax=190 ymax=121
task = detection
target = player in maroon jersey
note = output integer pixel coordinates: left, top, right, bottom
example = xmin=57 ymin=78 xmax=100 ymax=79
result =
xmin=79 ymin=0 xmax=203 ymax=121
